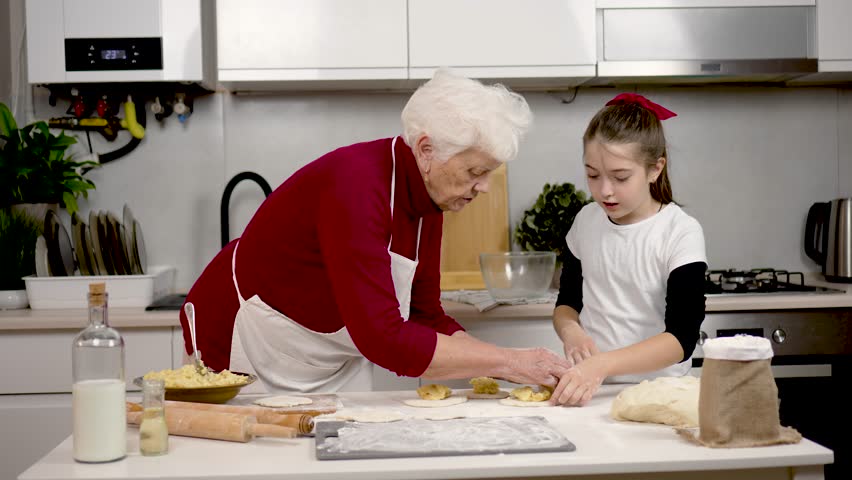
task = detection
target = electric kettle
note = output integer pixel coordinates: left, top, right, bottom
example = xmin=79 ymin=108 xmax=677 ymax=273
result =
xmin=805 ymin=198 xmax=852 ymax=282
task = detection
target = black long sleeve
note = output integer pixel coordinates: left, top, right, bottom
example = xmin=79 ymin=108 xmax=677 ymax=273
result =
xmin=664 ymin=261 xmax=707 ymax=361
xmin=555 ymin=248 xmax=583 ymax=313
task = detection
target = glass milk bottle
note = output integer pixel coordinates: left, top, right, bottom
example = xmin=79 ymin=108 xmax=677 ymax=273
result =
xmin=139 ymin=378 xmax=169 ymax=456
xmin=72 ymin=283 xmax=127 ymax=463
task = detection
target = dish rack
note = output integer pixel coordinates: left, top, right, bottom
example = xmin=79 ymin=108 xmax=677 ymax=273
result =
xmin=23 ymin=265 xmax=176 ymax=309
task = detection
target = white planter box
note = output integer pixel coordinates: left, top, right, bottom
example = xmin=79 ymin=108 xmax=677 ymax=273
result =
xmin=23 ymin=266 xmax=176 ymax=309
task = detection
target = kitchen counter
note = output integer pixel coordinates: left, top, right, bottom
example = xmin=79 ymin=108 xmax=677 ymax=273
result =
xmin=3 ymin=275 xmax=850 ymax=331
xmin=18 ymin=385 xmax=832 ymax=480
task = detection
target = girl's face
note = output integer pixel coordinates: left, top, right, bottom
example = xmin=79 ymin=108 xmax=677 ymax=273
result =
xmin=583 ymin=139 xmax=665 ymax=225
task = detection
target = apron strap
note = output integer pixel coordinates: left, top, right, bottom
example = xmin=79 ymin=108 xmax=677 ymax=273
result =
xmin=387 ymin=136 xmax=423 ymax=261
xmin=231 ymin=240 xmax=246 ymax=303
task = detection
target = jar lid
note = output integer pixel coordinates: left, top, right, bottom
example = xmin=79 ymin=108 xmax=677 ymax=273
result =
xmin=702 ymin=335 xmax=773 ymax=361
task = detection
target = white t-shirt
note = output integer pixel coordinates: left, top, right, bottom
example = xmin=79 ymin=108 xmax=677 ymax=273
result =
xmin=565 ymin=202 xmax=707 ymax=383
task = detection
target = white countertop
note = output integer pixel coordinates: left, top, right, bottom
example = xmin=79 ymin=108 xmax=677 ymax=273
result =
xmin=3 ymin=275 xmax=850 ymax=331
xmin=18 ymin=386 xmax=832 ymax=480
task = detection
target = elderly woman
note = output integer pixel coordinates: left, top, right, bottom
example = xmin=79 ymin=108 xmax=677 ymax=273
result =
xmin=180 ymin=69 xmax=572 ymax=393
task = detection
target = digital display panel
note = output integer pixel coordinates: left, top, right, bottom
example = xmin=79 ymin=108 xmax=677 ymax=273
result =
xmin=100 ymin=49 xmax=127 ymax=60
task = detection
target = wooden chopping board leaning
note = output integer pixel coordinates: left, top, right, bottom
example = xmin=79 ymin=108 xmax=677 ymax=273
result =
xmin=126 ymin=401 xmax=313 ymax=443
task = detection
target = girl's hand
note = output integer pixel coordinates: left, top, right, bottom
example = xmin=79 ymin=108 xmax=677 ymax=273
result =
xmin=559 ymin=321 xmax=600 ymax=366
xmin=550 ymin=357 xmax=606 ymax=406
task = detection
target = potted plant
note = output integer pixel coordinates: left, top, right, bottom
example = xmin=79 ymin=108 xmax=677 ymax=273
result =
xmin=0 ymin=208 xmax=42 ymax=309
xmin=514 ymin=182 xmax=592 ymax=287
xmin=0 ymin=102 xmax=97 ymax=216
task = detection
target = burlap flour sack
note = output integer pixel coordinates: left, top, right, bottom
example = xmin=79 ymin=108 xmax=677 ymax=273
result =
xmin=677 ymin=335 xmax=801 ymax=448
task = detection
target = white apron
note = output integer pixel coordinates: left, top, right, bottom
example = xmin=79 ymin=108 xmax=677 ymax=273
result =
xmin=228 ymin=136 xmax=422 ymax=393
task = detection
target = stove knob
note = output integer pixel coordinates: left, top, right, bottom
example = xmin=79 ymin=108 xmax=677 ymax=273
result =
xmin=771 ymin=329 xmax=787 ymax=344
xmin=698 ymin=331 xmax=708 ymax=345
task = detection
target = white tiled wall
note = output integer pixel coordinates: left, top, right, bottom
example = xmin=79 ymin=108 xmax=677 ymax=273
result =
xmin=22 ymin=84 xmax=852 ymax=290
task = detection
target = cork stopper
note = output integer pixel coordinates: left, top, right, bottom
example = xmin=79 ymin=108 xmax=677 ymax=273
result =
xmin=89 ymin=282 xmax=107 ymax=306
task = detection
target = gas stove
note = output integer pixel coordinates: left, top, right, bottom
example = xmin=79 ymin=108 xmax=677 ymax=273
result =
xmin=705 ymin=268 xmax=846 ymax=296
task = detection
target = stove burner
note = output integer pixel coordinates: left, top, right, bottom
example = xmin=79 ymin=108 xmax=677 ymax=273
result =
xmin=706 ymin=268 xmax=812 ymax=294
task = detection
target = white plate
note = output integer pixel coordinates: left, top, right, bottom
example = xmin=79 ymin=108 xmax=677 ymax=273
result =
xmin=88 ymin=210 xmax=108 ymax=275
xmin=34 ymin=236 xmax=50 ymax=277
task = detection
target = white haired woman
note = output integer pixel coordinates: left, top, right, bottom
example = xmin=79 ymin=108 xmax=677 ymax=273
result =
xmin=180 ymin=69 xmax=572 ymax=393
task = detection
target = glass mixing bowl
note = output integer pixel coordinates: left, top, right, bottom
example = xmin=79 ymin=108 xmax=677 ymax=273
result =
xmin=479 ymin=252 xmax=556 ymax=301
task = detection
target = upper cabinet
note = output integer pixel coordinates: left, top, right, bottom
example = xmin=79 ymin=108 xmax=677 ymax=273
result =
xmin=217 ymin=0 xmax=408 ymax=84
xmin=408 ymin=0 xmax=595 ymax=85
xmin=816 ymin=0 xmax=852 ymax=71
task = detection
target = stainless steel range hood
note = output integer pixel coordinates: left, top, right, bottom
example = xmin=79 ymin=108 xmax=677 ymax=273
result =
xmin=590 ymin=2 xmax=817 ymax=85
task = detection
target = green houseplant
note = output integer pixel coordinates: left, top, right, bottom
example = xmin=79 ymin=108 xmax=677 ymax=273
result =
xmin=0 ymin=102 xmax=97 ymax=215
xmin=0 ymin=208 xmax=42 ymax=292
xmin=514 ymin=182 xmax=592 ymax=267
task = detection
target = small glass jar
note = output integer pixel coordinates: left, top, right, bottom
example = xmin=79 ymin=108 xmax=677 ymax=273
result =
xmin=139 ymin=378 xmax=169 ymax=456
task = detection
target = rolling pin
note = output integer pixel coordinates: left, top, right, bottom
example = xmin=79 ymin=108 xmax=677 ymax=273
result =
xmin=126 ymin=408 xmax=297 ymax=443
xmin=127 ymin=401 xmax=314 ymax=434
xmin=164 ymin=401 xmax=315 ymax=433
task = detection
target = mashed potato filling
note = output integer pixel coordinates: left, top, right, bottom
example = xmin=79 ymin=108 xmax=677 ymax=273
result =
xmin=143 ymin=364 xmax=249 ymax=388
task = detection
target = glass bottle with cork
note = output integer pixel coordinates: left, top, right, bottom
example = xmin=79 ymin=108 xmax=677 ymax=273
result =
xmin=139 ymin=378 xmax=169 ymax=455
xmin=72 ymin=282 xmax=126 ymax=463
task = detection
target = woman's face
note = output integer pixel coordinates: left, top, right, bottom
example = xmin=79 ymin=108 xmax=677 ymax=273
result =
xmin=420 ymin=145 xmax=502 ymax=212
xmin=583 ymin=139 xmax=664 ymax=225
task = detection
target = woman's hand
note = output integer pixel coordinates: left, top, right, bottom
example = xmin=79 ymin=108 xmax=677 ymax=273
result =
xmin=559 ymin=320 xmax=600 ymax=366
xmin=500 ymin=347 xmax=574 ymax=388
xmin=550 ymin=356 xmax=606 ymax=406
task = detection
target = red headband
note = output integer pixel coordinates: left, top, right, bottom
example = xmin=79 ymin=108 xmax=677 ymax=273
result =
xmin=605 ymin=93 xmax=677 ymax=121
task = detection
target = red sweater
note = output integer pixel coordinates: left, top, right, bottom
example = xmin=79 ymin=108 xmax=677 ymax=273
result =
xmin=180 ymin=138 xmax=463 ymax=377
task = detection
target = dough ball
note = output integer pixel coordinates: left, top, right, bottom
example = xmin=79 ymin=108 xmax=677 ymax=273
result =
xmin=510 ymin=385 xmax=553 ymax=402
xmin=610 ymin=376 xmax=700 ymax=428
xmin=469 ymin=377 xmax=500 ymax=394
xmin=416 ymin=383 xmax=452 ymax=400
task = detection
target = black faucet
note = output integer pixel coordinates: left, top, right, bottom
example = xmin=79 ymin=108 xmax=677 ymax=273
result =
xmin=220 ymin=171 xmax=273 ymax=248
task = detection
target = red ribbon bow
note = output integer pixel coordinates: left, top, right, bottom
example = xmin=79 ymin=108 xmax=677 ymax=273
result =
xmin=605 ymin=93 xmax=677 ymax=121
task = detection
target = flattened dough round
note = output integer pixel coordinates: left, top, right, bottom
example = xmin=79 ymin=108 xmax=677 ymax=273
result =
xmin=464 ymin=389 xmax=510 ymax=400
xmin=403 ymin=396 xmax=468 ymax=408
xmin=253 ymin=395 xmax=314 ymax=408
xmin=499 ymin=398 xmax=552 ymax=407
xmin=335 ymin=410 xmax=404 ymax=423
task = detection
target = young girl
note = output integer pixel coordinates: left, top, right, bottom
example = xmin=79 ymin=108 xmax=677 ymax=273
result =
xmin=550 ymin=93 xmax=707 ymax=407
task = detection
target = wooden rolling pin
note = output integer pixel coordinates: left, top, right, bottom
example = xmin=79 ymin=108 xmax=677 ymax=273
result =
xmin=164 ymin=401 xmax=315 ymax=433
xmin=127 ymin=401 xmax=314 ymax=434
xmin=126 ymin=408 xmax=297 ymax=443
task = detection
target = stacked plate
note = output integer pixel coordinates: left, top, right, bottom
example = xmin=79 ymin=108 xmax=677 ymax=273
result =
xmin=35 ymin=204 xmax=147 ymax=277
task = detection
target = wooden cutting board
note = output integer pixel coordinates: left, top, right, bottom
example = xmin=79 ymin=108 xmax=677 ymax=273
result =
xmin=440 ymin=164 xmax=509 ymax=290
xmin=229 ymin=393 xmax=339 ymax=417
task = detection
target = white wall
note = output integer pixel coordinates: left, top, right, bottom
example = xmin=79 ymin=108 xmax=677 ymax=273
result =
xmin=28 ymin=84 xmax=850 ymax=290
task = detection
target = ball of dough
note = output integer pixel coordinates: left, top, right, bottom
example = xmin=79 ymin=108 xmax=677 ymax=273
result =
xmin=610 ymin=376 xmax=700 ymax=428
xmin=469 ymin=377 xmax=500 ymax=395
xmin=416 ymin=383 xmax=452 ymax=400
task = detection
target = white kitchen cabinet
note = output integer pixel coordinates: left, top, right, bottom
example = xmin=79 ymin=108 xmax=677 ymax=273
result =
xmin=0 ymin=327 xmax=176 ymax=394
xmin=408 ymin=0 xmax=595 ymax=82
xmin=0 ymin=326 xmax=176 ymax=480
xmin=217 ymin=0 xmax=408 ymax=82
xmin=0 ymin=394 xmax=73 ymax=480
xmin=816 ymin=0 xmax=852 ymax=71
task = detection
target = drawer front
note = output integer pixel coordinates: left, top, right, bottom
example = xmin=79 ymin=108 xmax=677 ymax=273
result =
xmin=0 ymin=328 xmax=174 ymax=394
xmin=602 ymin=7 xmax=813 ymax=61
